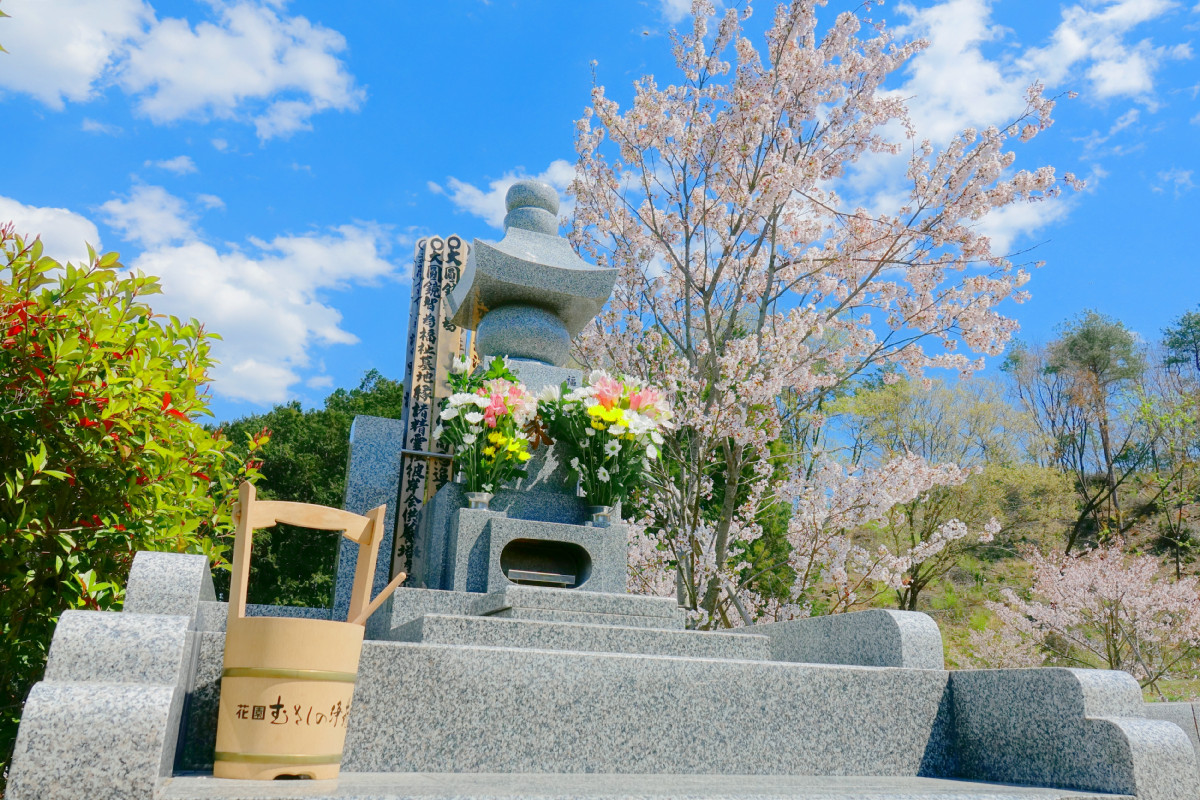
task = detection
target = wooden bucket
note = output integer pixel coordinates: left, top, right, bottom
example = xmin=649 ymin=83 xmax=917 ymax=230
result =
xmin=214 ymin=616 xmax=364 ymax=779
xmin=213 ymin=483 xmax=405 ymax=780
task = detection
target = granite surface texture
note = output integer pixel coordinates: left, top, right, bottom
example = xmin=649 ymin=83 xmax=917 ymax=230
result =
xmin=158 ymin=773 xmax=1135 ymax=800
xmin=1142 ymin=701 xmax=1200 ymax=780
xmin=390 ymin=613 xmax=771 ymax=659
xmin=124 ymin=550 xmax=215 ymax=621
xmin=178 ymin=630 xmax=226 ymax=771
xmin=488 ymin=606 xmax=686 ymax=629
xmin=43 ymin=610 xmax=193 ymax=685
xmin=746 ymin=609 xmax=944 ymax=669
xmin=7 ymin=550 xmax=211 ymax=800
xmin=487 ymin=585 xmax=681 ymax=618
xmin=8 ymin=683 xmax=183 ymax=800
xmin=485 ymin=515 xmax=629 ymax=593
xmin=382 ymin=587 xmax=486 ymax=630
xmin=446 ymin=181 xmax=618 ymax=358
xmin=333 ymin=414 xmax=406 ymax=624
xmin=475 ymin=304 xmax=571 ymax=366
xmin=343 ymin=641 xmax=955 ymax=775
xmin=951 ymin=668 xmax=1199 ymax=800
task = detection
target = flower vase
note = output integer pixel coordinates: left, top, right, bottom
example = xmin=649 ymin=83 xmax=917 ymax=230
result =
xmin=465 ymin=492 xmax=493 ymax=511
xmin=588 ymin=505 xmax=614 ymax=528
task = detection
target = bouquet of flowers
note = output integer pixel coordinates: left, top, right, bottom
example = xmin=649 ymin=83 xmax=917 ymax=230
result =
xmin=434 ymin=355 xmax=537 ymax=494
xmin=538 ymin=370 xmax=672 ymax=509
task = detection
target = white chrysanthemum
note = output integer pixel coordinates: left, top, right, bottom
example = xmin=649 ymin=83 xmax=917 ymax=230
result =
xmin=646 ymin=443 xmax=659 ymax=459
xmin=570 ymin=457 xmax=581 ymax=471
xmin=450 ymin=355 xmax=471 ymax=374
xmin=464 ymin=412 xmax=484 ymax=424
xmin=463 ymin=433 xmax=477 ymax=445
xmin=440 ymin=407 xmax=459 ymax=420
xmin=433 ymin=425 xmax=444 ymax=439
xmin=449 ymin=392 xmax=477 ymax=406
xmin=650 ymin=430 xmax=664 ymax=445
xmin=539 ymin=384 xmax=561 ymax=403
xmin=597 ymin=467 xmax=610 ymax=482
xmin=604 ymin=440 xmax=621 ymax=457
xmin=609 ymin=424 xmax=627 ymax=435
xmin=473 ymin=396 xmax=491 ymax=409
xmin=585 ymin=428 xmax=595 ymax=437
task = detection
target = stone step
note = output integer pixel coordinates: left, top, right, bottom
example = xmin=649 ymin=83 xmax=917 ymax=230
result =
xmin=488 ymin=585 xmax=683 ymax=619
xmin=392 ymin=613 xmax=770 ymax=660
xmin=487 ymin=606 xmax=684 ymax=628
xmin=343 ymin=640 xmax=955 ymax=775
xmin=159 ymin=773 xmax=1132 ymax=800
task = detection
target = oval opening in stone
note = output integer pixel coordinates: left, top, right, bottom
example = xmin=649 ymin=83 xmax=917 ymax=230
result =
xmin=499 ymin=539 xmax=593 ymax=589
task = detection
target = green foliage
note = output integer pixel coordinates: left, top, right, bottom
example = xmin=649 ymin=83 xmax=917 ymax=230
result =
xmin=1163 ymin=308 xmax=1200 ymax=377
xmin=213 ymin=369 xmax=405 ymax=607
xmin=0 ymin=229 xmax=262 ymax=789
xmin=1048 ymin=309 xmax=1145 ymax=389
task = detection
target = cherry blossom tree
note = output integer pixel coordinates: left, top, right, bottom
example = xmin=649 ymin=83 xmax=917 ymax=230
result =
xmin=975 ymin=545 xmax=1200 ymax=695
xmin=569 ymin=0 xmax=1077 ymax=626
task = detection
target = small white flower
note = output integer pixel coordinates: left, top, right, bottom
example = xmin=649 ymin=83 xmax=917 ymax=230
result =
xmin=597 ymin=467 xmax=610 ymax=482
xmin=440 ymin=407 xmax=459 ymax=420
xmin=609 ymin=424 xmax=627 ymax=435
xmin=483 ymin=483 xmax=494 ymax=493
xmin=464 ymin=411 xmax=484 ymax=424
xmin=646 ymin=443 xmax=659 ymax=459
xmin=450 ymin=355 xmax=471 ymax=374
xmin=585 ymin=428 xmax=595 ymax=437
xmin=473 ymin=396 xmax=491 ymax=409
xmin=650 ymin=431 xmax=664 ymax=445
xmin=604 ymin=440 xmax=621 ymax=457
xmin=450 ymin=393 xmax=477 ymax=406
xmin=539 ymin=384 xmax=561 ymax=403
xmin=433 ymin=424 xmax=444 ymax=439
xmin=570 ymin=457 xmax=581 ymax=471
xmin=469 ymin=425 xmax=482 ymax=435
xmin=463 ymin=433 xmax=477 ymax=445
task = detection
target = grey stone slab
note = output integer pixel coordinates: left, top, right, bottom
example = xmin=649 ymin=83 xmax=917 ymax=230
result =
xmin=334 ymin=414 xmax=406 ymax=622
xmin=391 ymin=614 xmax=770 ymax=660
xmin=488 ymin=585 xmax=682 ymax=619
xmin=382 ymin=587 xmax=486 ymax=631
xmin=488 ymin=606 xmax=686 ymax=629
xmin=952 ymin=668 xmax=1199 ymax=800
xmin=343 ymin=641 xmax=955 ymax=775
xmin=1143 ymin=701 xmax=1200 ymax=781
xmin=124 ymin=550 xmax=214 ymax=621
xmin=179 ymin=630 xmax=226 ymax=771
xmin=43 ymin=610 xmax=193 ymax=685
xmin=746 ymin=610 xmax=944 ymax=669
xmin=485 ymin=516 xmax=628 ymax=594
xmin=7 ymin=682 xmax=183 ymax=800
xmin=159 ymin=773 xmax=1134 ymax=800
xmin=194 ymin=600 xmax=333 ymax=632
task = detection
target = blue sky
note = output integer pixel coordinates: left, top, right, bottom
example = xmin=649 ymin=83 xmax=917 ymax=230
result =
xmin=0 ymin=0 xmax=1197 ymax=422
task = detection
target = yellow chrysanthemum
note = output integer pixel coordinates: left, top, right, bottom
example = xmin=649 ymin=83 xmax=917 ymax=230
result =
xmin=482 ymin=446 xmax=496 ymax=457
xmin=489 ymin=432 xmax=505 ymax=445
xmin=591 ymin=420 xmax=606 ymax=430
xmin=518 ymin=452 xmax=532 ymax=462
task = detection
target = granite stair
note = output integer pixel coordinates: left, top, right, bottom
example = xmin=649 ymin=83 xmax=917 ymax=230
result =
xmin=391 ymin=613 xmax=772 ymax=659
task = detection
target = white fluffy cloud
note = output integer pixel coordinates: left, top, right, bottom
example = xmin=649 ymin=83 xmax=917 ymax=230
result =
xmin=145 ymin=155 xmax=197 ymax=175
xmin=895 ymin=0 xmax=1187 ymax=144
xmin=0 ymin=195 xmax=101 ymax=264
xmin=0 ymin=0 xmax=362 ymax=140
xmin=437 ymin=159 xmax=576 ymax=230
xmin=0 ymin=0 xmax=152 ymax=108
xmin=100 ymin=185 xmax=195 ymax=248
xmin=131 ymin=221 xmax=398 ymax=403
xmin=658 ymin=0 xmax=693 ymax=24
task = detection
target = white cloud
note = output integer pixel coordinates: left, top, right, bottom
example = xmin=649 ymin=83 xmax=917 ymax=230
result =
xmin=119 ymin=2 xmax=364 ymax=139
xmin=442 ymin=159 xmax=576 ymax=230
xmin=305 ymin=374 xmax=334 ymax=390
xmin=1154 ymin=167 xmax=1195 ymax=196
xmin=132 ymin=222 xmax=399 ymax=403
xmin=197 ymin=193 xmax=226 ymax=210
xmin=659 ymin=0 xmax=693 ymax=24
xmin=0 ymin=196 xmax=101 ymax=264
xmin=0 ymin=0 xmax=362 ymax=140
xmin=100 ymin=185 xmax=194 ymax=248
xmin=975 ymin=195 xmax=1075 ymax=256
xmin=1021 ymin=0 xmax=1188 ymax=102
xmin=212 ymin=138 xmax=229 ymax=151
xmin=0 ymin=0 xmax=152 ymax=108
xmin=145 ymin=155 xmax=198 ymax=175
xmin=81 ymin=118 xmax=123 ymax=135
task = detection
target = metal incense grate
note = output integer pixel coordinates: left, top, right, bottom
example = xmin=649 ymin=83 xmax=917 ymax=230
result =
xmin=507 ymin=569 xmax=575 ymax=587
